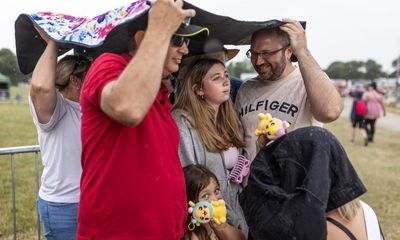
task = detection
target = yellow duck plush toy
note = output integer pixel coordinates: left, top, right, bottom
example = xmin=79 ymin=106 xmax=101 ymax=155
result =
xmin=255 ymin=113 xmax=290 ymax=140
xmin=211 ymin=199 xmax=227 ymax=225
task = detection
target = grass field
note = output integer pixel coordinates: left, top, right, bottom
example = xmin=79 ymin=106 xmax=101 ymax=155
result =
xmin=1 ymin=87 xmax=399 ymax=239
xmin=387 ymin=104 xmax=400 ymax=115
xmin=326 ymin=119 xmax=400 ymax=240
xmin=0 ymin=86 xmax=40 ymax=239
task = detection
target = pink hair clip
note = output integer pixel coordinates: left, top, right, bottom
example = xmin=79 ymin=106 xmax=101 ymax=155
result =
xmin=229 ymin=155 xmax=250 ymax=184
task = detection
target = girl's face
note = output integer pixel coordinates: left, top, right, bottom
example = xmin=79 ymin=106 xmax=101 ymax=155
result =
xmin=198 ymin=63 xmax=231 ymax=110
xmin=198 ymin=178 xmax=222 ymax=202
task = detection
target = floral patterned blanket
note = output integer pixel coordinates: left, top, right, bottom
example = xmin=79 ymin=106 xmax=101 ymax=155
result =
xmin=15 ymin=0 xmax=149 ymax=74
xmin=29 ymin=0 xmax=149 ymax=47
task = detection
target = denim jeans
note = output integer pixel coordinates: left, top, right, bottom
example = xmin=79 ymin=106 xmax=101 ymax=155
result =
xmin=37 ymin=196 xmax=78 ymax=240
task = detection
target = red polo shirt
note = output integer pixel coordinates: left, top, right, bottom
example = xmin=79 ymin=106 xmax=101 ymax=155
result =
xmin=78 ymin=53 xmax=187 ymax=239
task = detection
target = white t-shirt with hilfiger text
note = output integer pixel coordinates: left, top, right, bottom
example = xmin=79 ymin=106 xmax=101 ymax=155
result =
xmin=235 ymin=67 xmax=322 ymax=161
xmin=29 ymin=91 xmax=81 ymax=203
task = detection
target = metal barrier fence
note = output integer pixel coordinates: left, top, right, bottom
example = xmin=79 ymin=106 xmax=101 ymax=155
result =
xmin=0 ymin=145 xmax=41 ymax=240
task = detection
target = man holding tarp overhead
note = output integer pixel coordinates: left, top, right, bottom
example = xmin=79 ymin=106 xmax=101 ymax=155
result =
xmin=235 ymin=19 xmax=343 ymax=162
xmin=77 ymin=0 xmax=208 ymax=239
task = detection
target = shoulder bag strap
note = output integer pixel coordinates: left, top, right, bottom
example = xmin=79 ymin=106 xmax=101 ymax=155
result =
xmin=326 ymin=217 xmax=357 ymax=240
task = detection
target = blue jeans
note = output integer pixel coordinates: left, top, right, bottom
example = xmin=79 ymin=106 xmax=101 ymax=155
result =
xmin=37 ymin=196 xmax=78 ymax=240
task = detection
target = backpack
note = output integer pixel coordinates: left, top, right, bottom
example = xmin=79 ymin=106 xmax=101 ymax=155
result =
xmin=355 ymin=99 xmax=367 ymax=116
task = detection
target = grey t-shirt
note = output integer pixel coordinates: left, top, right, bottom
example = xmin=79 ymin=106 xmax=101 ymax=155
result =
xmin=235 ymin=67 xmax=322 ymax=161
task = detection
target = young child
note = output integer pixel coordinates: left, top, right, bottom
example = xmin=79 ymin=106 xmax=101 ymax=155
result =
xmin=183 ymin=165 xmax=245 ymax=240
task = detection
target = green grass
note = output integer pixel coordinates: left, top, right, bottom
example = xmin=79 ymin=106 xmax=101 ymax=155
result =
xmin=326 ymin=120 xmax=400 ymax=240
xmin=0 ymin=88 xmax=399 ymax=239
xmin=387 ymin=104 xmax=400 ymax=115
xmin=0 ymin=99 xmax=42 ymax=239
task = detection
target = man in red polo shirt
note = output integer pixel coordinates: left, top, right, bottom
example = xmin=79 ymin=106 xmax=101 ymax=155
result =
xmin=77 ymin=0 xmax=209 ymax=239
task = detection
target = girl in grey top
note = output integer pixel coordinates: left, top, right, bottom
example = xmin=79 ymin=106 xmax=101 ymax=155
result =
xmin=173 ymin=58 xmax=248 ymax=235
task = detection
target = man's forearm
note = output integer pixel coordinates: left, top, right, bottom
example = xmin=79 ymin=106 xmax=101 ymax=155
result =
xmin=297 ymin=50 xmax=343 ymax=123
xmin=100 ymin=30 xmax=171 ymax=126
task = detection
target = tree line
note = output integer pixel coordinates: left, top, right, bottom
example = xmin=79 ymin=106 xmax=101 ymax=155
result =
xmin=0 ymin=48 xmax=30 ymax=85
xmin=0 ymin=47 xmax=399 ymax=85
xmin=324 ymin=59 xmax=398 ymax=80
xmin=228 ymin=58 xmax=399 ymax=80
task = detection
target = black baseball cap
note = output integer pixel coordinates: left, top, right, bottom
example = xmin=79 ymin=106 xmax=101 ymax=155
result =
xmin=175 ymin=24 xmax=209 ymax=41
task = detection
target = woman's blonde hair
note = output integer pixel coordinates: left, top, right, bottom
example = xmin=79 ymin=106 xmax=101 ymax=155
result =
xmin=173 ymin=58 xmax=245 ymax=152
xmin=337 ymin=199 xmax=361 ymax=221
xmin=55 ymin=55 xmax=91 ymax=91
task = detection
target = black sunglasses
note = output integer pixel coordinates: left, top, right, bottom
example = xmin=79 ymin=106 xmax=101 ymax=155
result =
xmin=171 ymin=35 xmax=190 ymax=48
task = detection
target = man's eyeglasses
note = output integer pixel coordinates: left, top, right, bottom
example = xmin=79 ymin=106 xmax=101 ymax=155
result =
xmin=246 ymin=45 xmax=288 ymax=59
xmin=171 ymin=35 xmax=190 ymax=48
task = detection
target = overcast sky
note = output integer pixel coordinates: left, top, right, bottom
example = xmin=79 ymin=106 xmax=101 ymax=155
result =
xmin=2 ymin=0 xmax=400 ymax=72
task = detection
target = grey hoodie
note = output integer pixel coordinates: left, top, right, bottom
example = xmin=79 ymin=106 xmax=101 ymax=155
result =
xmin=172 ymin=109 xmax=248 ymax=234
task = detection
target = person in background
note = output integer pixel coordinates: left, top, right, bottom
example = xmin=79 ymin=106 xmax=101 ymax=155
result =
xmin=350 ymin=84 xmax=368 ymax=146
xmin=173 ymin=58 xmax=248 ymax=235
xmin=363 ymin=82 xmax=386 ymax=143
xmin=78 ymin=0 xmax=208 ymax=238
xmin=183 ymin=164 xmax=245 ymax=240
xmin=29 ymin=27 xmax=91 ymax=240
xmin=15 ymin=92 xmax=22 ymax=103
xmin=235 ymin=19 xmax=343 ymax=162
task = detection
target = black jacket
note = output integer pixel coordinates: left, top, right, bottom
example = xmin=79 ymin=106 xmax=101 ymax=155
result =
xmin=240 ymin=126 xmax=367 ymax=240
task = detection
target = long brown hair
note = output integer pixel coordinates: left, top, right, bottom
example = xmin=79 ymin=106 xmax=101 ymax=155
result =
xmin=174 ymin=58 xmax=245 ymax=152
xmin=183 ymin=165 xmax=219 ymax=240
